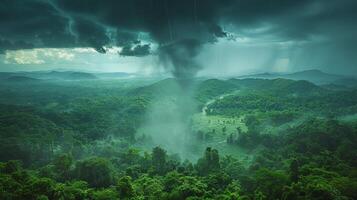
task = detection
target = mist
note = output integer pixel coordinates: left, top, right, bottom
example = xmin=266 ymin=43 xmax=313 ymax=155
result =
xmin=137 ymin=81 xmax=198 ymax=159
xmin=1 ymin=1 xmax=357 ymax=199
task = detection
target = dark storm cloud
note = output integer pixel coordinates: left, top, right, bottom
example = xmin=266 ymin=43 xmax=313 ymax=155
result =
xmin=119 ymin=44 xmax=151 ymax=57
xmin=1 ymin=0 xmax=356 ymax=48
xmin=0 ymin=0 xmax=356 ymax=75
xmin=116 ymin=31 xmax=139 ymax=47
xmin=0 ymin=0 xmax=76 ymax=49
xmin=0 ymin=39 xmax=34 ymax=54
xmin=159 ymin=39 xmax=202 ymax=80
xmin=74 ymin=18 xmax=110 ymax=53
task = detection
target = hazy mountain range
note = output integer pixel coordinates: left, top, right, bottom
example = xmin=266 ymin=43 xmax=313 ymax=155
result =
xmin=0 ymin=69 xmax=356 ymax=88
xmin=0 ymin=71 xmax=135 ymax=81
xmin=237 ymin=69 xmax=357 ymax=87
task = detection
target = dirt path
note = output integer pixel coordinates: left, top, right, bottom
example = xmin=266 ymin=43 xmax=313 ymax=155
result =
xmin=202 ymin=91 xmax=240 ymax=116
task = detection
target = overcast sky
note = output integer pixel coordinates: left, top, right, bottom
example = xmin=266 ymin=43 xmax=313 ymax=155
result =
xmin=1 ymin=0 xmax=356 ymax=76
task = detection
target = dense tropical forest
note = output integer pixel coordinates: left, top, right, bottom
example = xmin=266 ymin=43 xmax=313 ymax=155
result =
xmin=0 ymin=70 xmax=356 ymax=200
xmin=2 ymin=0 xmax=357 ymax=198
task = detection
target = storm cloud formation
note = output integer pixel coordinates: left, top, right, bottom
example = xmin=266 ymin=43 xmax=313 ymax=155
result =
xmin=1 ymin=0 xmax=357 ymax=75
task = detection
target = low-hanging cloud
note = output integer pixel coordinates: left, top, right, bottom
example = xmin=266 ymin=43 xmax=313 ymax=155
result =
xmin=1 ymin=0 xmax=357 ymax=75
xmin=120 ymin=44 xmax=151 ymax=57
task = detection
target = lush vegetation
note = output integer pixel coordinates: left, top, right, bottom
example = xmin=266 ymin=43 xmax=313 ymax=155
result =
xmin=0 ymin=76 xmax=356 ymax=199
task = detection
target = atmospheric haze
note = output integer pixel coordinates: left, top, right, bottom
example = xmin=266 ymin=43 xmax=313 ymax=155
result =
xmin=1 ymin=0 xmax=357 ymax=157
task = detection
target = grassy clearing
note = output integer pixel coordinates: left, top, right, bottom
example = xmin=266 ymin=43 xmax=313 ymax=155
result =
xmin=190 ymin=113 xmax=251 ymax=161
xmin=191 ymin=114 xmax=247 ymax=137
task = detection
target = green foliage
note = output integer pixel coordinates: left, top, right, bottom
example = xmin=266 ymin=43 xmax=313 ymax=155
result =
xmin=134 ymin=174 xmax=165 ymax=200
xmin=206 ymin=80 xmax=357 ymax=117
xmin=196 ymin=147 xmax=220 ymax=176
xmin=254 ymin=168 xmax=289 ymax=199
xmin=195 ymin=79 xmax=239 ymax=103
xmin=53 ymin=154 xmax=73 ymax=181
xmin=0 ymin=78 xmax=357 ymax=199
xmin=88 ymin=188 xmax=119 ymax=200
xmin=117 ymin=176 xmax=135 ymax=199
xmin=152 ymin=146 xmax=167 ymax=175
xmin=74 ymin=157 xmax=115 ymax=188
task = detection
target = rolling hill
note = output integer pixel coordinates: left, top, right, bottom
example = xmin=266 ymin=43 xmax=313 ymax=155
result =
xmin=237 ymin=69 xmax=349 ymax=85
xmin=5 ymin=76 xmax=40 ymax=82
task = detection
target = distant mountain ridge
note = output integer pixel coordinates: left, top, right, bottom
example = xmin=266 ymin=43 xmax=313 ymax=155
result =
xmin=283 ymin=70 xmax=343 ymax=83
xmin=0 ymin=71 xmax=97 ymax=80
xmin=1 ymin=69 xmax=356 ymax=88
xmin=43 ymin=71 xmax=97 ymax=80
xmin=5 ymin=76 xmax=40 ymax=82
xmin=0 ymin=70 xmax=137 ymax=81
xmin=237 ymin=69 xmax=357 ymax=87
xmin=95 ymin=72 xmax=135 ymax=79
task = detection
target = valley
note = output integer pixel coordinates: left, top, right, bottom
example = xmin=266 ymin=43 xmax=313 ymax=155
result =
xmin=2 ymin=1 xmax=357 ymax=199
xmin=0 ymin=70 xmax=356 ymax=199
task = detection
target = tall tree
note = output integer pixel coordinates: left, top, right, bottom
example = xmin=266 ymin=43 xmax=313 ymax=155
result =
xmin=152 ymin=146 xmax=167 ymax=175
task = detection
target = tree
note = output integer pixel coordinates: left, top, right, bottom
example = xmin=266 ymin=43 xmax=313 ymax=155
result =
xmin=221 ymin=155 xmax=245 ymax=180
xmin=205 ymin=172 xmax=231 ymax=191
xmin=289 ymin=159 xmax=299 ymax=183
xmin=88 ymin=188 xmax=118 ymax=200
xmin=236 ymin=127 xmax=241 ymax=134
xmin=254 ymin=168 xmax=289 ymax=200
xmin=2 ymin=160 xmax=22 ymax=174
xmin=165 ymin=174 xmax=207 ymax=199
xmin=117 ymin=176 xmax=135 ymax=199
xmin=196 ymin=147 xmax=220 ymax=176
xmin=133 ymin=175 xmax=164 ymax=200
xmin=152 ymin=146 xmax=167 ymax=175
xmin=53 ymin=154 xmax=73 ymax=181
xmin=31 ymin=178 xmax=56 ymax=200
xmin=54 ymin=181 xmax=88 ymax=200
xmin=227 ymin=133 xmax=235 ymax=144
xmin=74 ymin=157 xmax=114 ymax=188
xmin=223 ymin=180 xmax=242 ymax=199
